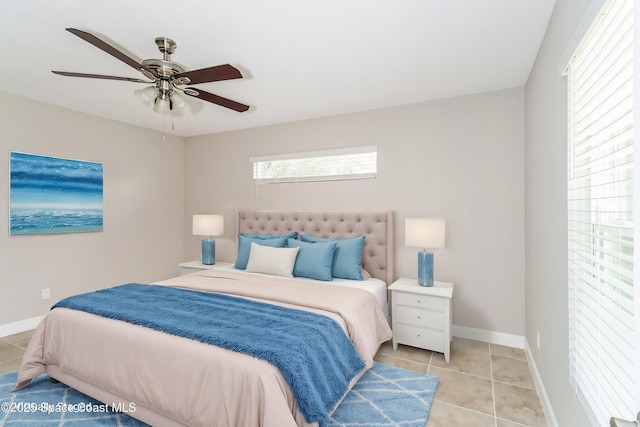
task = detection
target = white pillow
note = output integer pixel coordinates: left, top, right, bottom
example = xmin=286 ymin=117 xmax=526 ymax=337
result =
xmin=245 ymin=242 xmax=300 ymax=278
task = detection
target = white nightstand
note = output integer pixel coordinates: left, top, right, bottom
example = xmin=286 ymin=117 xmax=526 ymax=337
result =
xmin=389 ymin=278 xmax=454 ymax=361
xmin=178 ymin=261 xmax=234 ymax=276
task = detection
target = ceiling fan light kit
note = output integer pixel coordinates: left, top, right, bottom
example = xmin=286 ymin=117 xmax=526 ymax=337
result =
xmin=53 ymin=28 xmax=250 ymax=115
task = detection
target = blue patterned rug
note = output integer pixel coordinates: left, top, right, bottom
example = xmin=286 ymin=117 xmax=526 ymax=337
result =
xmin=0 ymin=362 xmax=437 ymax=426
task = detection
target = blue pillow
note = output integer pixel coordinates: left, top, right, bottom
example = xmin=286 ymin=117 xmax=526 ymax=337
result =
xmin=239 ymin=231 xmax=298 ymax=240
xmin=234 ymin=235 xmax=288 ymax=269
xmin=299 ymin=235 xmax=365 ymax=280
xmin=287 ymin=238 xmax=337 ymax=281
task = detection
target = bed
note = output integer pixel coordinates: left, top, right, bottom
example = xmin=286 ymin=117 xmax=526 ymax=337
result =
xmin=14 ymin=210 xmax=394 ymax=427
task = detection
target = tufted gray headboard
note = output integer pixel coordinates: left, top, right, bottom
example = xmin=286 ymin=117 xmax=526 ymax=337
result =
xmin=236 ymin=210 xmax=395 ymax=285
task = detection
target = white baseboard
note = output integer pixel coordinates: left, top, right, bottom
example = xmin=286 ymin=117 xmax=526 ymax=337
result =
xmin=452 ymin=324 xmax=525 ymax=348
xmin=524 ymin=339 xmax=558 ymax=427
xmin=0 ymin=315 xmax=45 ymax=338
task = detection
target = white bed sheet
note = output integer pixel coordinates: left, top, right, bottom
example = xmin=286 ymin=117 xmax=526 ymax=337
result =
xmin=213 ymin=265 xmax=389 ymax=316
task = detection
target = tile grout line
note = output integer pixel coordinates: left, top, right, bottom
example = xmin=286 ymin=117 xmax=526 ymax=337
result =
xmin=431 ymin=344 xmax=501 ymax=425
xmin=430 ymin=356 xmax=494 ymax=382
xmin=427 ymin=349 xmax=432 ymax=427
xmin=489 ymin=344 xmax=498 ymax=427
xmin=431 ymin=398 xmax=497 ymax=419
xmin=0 ymin=355 xmax=23 ymax=364
xmin=0 ymin=341 xmax=27 ymax=352
xmin=381 ymin=354 xmax=431 ymax=369
xmin=495 ymin=416 xmax=530 ymax=427
xmin=492 ymin=378 xmax=537 ymax=391
xmin=491 ymin=352 xmax=527 ymax=362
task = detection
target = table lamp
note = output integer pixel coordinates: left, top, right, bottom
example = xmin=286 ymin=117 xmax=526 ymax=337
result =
xmin=405 ymin=218 xmax=445 ymax=286
xmin=193 ymin=214 xmax=224 ymax=265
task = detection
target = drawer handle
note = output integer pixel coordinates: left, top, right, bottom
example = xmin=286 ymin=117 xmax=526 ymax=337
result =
xmin=417 ymin=300 xmax=421 ymax=303
xmin=417 ymin=316 xmax=421 ymax=319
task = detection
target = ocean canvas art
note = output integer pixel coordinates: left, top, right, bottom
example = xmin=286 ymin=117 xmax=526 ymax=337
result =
xmin=9 ymin=152 xmax=103 ymax=235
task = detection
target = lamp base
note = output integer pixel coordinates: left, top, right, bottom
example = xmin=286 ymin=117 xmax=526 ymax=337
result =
xmin=202 ymin=237 xmax=216 ymax=265
xmin=418 ymin=251 xmax=434 ymax=286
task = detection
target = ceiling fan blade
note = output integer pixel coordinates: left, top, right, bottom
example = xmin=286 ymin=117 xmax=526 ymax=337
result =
xmin=52 ymin=71 xmax=150 ymax=83
xmin=66 ymin=28 xmax=142 ymax=71
xmin=175 ymin=64 xmax=242 ymax=85
xmin=184 ymin=87 xmax=249 ymax=112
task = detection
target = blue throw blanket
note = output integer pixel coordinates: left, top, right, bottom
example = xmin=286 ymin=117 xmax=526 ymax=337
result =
xmin=52 ymin=283 xmax=365 ymax=425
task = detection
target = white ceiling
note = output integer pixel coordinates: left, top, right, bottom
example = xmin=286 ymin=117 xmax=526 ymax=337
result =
xmin=0 ymin=0 xmax=555 ymax=137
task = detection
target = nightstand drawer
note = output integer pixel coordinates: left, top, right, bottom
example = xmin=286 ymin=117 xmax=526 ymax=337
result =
xmin=395 ymin=324 xmax=445 ymax=353
xmin=395 ymin=306 xmax=444 ymax=330
xmin=396 ymin=292 xmax=444 ymax=311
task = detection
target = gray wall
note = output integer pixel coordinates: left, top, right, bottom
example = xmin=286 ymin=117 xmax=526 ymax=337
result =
xmin=184 ymin=88 xmax=526 ymax=337
xmin=1 ymin=84 xmax=525 ymax=340
xmin=0 ymin=91 xmax=185 ymax=326
xmin=525 ymin=0 xmax=603 ymax=425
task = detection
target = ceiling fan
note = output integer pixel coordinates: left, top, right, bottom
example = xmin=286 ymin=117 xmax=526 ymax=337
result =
xmin=52 ymin=28 xmax=250 ymax=113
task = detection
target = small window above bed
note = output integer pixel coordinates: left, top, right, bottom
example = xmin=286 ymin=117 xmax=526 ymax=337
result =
xmin=250 ymin=146 xmax=377 ymax=184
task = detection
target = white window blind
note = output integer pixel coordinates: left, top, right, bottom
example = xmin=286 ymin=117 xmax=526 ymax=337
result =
xmin=567 ymin=0 xmax=636 ymax=425
xmin=250 ymin=146 xmax=377 ymax=184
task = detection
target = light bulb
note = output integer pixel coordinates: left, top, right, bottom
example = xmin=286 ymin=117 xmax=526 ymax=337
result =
xmin=134 ymin=86 xmax=158 ymax=108
xmin=141 ymin=86 xmax=158 ymax=102
xmin=153 ymin=98 xmax=170 ymax=114
xmin=171 ymin=91 xmax=186 ymax=109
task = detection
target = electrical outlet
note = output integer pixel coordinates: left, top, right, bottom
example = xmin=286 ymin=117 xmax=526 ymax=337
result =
xmin=536 ymin=330 xmax=541 ymax=350
xmin=42 ymin=288 xmax=50 ymax=300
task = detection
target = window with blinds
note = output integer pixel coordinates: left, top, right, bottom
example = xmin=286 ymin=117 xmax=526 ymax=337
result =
xmin=250 ymin=146 xmax=377 ymax=184
xmin=567 ymin=0 xmax=636 ymax=425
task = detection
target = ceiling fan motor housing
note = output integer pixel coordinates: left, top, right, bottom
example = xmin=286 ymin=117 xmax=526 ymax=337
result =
xmin=141 ymin=59 xmax=186 ymax=80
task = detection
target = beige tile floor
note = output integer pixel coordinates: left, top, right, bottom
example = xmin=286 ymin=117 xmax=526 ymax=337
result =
xmin=0 ymin=330 xmax=32 ymax=375
xmin=0 ymin=331 xmax=547 ymax=426
xmin=375 ymin=337 xmax=548 ymax=427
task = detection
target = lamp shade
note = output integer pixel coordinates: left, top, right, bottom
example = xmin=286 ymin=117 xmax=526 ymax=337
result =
xmin=405 ymin=218 xmax=445 ymax=249
xmin=193 ymin=214 xmax=224 ymax=237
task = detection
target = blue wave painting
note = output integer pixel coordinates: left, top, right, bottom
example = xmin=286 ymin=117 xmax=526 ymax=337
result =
xmin=10 ymin=152 xmax=103 ymax=235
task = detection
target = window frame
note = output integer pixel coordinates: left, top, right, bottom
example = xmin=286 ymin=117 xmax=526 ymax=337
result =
xmin=249 ymin=145 xmax=377 ymax=184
